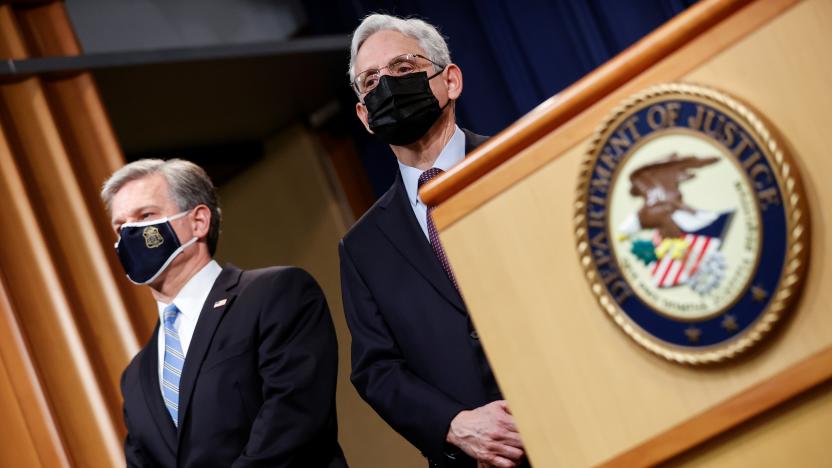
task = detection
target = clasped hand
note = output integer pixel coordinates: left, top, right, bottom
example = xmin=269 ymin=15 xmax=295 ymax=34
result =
xmin=446 ymin=400 xmax=525 ymax=468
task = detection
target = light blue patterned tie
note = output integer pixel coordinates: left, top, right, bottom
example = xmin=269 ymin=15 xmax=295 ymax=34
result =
xmin=162 ymin=304 xmax=184 ymax=426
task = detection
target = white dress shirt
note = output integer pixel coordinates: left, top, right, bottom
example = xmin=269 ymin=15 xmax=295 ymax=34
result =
xmin=398 ymin=125 xmax=466 ymax=239
xmin=156 ymin=259 xmax=222 ymax=394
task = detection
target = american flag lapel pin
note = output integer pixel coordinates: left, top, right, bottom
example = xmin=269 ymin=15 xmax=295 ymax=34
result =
xmin=213 ymin=298 xmax=227 ymax=308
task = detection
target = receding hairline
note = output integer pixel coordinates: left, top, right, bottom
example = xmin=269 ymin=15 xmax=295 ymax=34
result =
xmin=106 ymin=173 xmax=179 ymax=226
xmin=102 ymin=164 xmax=172 ymax=212
xmin=107 ymin=173 xmax=169 ymax=211
xmin=348 ymin=14 xmax=451 ymax=83
xmin=354 ymin=29 xmax=427 ymax=69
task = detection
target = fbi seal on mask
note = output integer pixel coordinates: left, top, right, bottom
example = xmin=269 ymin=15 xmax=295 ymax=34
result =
xmin=574 ymin=83 xmax=810 ymax=364
xmin=143 ymin=226 xmax=165 ymax=249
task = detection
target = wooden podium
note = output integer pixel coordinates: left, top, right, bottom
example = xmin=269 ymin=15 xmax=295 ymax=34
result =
xmin=421 ymin=0 xmax=832 ymax=466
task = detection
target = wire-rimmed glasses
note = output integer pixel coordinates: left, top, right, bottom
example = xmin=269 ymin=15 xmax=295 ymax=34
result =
xmin=353 ymin=53 xmax=445 ymax=95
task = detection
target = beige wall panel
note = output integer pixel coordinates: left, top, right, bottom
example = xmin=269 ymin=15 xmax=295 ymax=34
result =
xmin=216 ymin=125 xmax=423 ymax=468
xmin=439 ymin=0 xmax=832 ymax=466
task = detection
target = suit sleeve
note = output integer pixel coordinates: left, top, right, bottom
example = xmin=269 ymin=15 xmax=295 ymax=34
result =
xmin=121 ymin=370 xmax=150 ymax=468
xmin=339 ymin=241 xmax=467 ymax=462
xmin=232 ymin=268 xmax=340 ymax=468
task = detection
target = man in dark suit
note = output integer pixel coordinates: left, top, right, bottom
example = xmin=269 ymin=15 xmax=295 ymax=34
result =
xmin=102 ymin=159 xmax=347 ymax=468
xmin=340 ymin=14 xmax=527 ymax=468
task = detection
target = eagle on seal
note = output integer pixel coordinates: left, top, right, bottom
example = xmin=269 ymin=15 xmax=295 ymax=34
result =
xmin=628 ymin=153 xmax=719 ymax=238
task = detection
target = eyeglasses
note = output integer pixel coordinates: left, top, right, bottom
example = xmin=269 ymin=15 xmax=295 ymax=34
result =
xmin=353 ymin=53 xmax=445 ymax=95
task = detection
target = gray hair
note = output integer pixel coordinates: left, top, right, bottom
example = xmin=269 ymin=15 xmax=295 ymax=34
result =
xmin=348 ymin=14 xmax=451 ymax=83
xmin=101 ymin=158 xmax=222 ymax=256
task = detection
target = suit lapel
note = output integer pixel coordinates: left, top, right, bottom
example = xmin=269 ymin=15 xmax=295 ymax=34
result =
xmin=376 ymin=174 xmax=466 ymax=313
xmin=139 ymin=325 xmax=178 ymax=453
xmin=462 ymin=128 xmax=489 ymax=153
xmin=176 ymin=265 xmax=242 ymax=436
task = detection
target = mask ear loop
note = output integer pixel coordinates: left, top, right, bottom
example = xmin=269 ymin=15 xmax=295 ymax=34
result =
xmin=427 ymin=66 xmax=454 ymax=111
xmin=128 ymin=236 xmax=199 ymax=286
xmin=427 ymin=65 xmax=446 ymax=81
xmin=115 ymin=208 xmax=200 ymax=284
xmin=166 ymin=210 xmax=191 ymax=222
xmin=439 ymin=97 xmax=453 ymax=111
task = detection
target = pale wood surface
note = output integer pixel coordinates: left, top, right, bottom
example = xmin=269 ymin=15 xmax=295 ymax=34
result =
xmin=605 ymin=347 xmax=832 ymax=467
xmin=437 ymin=0 xmax=832 ymax=465
xmin=666 ymin=381 xmax=832 ymax=468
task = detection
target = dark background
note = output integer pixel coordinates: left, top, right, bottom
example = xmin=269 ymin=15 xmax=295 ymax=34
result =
xmin=66 ymin=0 xmax=697 ymax=199
xmin=302 ymin=0 xmax=697 ymax=196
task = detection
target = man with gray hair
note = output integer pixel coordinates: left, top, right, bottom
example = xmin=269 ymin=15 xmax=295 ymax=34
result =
xmin=103 ymin=159 xmax=347 ymax=467
xmin=339 ymin=14 xmax=527 ymax=468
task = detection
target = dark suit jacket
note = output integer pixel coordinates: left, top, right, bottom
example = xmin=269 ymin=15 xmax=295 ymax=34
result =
xmin=339 ymin=130 xmax=501 ymax=467
xmin=121 ymin=264 xmax=347 ymax=468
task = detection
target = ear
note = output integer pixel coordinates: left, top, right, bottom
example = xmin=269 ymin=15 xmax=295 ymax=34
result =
xmin=444 ymin=64 xmax=463 ymax=100
xmin=355 ymin=101 xmax=373 ymax=134
xmin=190 ymin=204 xmax=212 ymax=240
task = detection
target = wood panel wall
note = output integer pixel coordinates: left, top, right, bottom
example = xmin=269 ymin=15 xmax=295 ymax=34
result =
xmin=0 ymin=2 xmax=155 ymax=466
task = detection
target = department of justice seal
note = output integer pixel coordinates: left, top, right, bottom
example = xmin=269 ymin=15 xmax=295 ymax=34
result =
xmin=574 ymin=83 xmax=809 ymax=364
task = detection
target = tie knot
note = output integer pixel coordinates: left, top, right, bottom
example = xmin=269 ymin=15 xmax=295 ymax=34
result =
xmin=418 ymin=167 xmax=444 ymax=188
xmin=163 ymin=304 xmax=180 ymax=325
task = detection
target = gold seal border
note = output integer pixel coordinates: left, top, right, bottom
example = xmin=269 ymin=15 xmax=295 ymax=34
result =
xmin=574 ymin=82 xmax=810 ymax=364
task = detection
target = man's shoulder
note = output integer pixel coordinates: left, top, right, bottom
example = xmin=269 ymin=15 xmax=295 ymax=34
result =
xmin=461 ymin=128 xmax=490 ymax=153
xmin=121 ymin=346 xmax=146 ymax=394
xmin=342 ymin=180 xmax=398 ymax=247
xmin=237 ymin=265 xmax=319 ymax=291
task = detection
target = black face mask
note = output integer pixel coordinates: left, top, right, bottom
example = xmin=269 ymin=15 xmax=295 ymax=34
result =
xmin=364 ymin=70 xmax=450 ymax=146
xmin=115 ymin=211 xmax=197 ymax=285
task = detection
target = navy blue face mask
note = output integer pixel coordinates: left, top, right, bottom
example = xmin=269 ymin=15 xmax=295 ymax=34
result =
xmin=115 ymin=210 xmax=197 ymax=285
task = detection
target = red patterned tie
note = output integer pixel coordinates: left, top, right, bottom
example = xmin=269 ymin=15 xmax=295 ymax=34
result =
xmin=418 ymin=168 xmax=459 ymax=291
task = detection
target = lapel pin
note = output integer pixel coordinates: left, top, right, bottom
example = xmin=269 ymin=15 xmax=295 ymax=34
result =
xmin=213 ymin=298 xmax=227 ymax=308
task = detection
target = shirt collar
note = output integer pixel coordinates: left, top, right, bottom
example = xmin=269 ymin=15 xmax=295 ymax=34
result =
xmin=398 ymin=125 xmax=466 ymax=207
xmin=156 ymin=260 xmax=223 ymax=323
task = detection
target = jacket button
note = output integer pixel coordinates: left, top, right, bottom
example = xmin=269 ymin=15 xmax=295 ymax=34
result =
xmin=470 ymin=330 xmax=479 ymax=340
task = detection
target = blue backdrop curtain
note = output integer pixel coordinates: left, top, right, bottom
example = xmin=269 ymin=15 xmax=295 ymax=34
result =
xmin=304 ymin=0 xmax=698 ymax=197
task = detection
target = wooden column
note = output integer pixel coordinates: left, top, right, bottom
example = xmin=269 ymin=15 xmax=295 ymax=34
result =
xmin=0 ymin=113 xmax=122 ymax=466
xmin=0 ymin=2 xmax=140 ymax=430
xmin=14 ymin=1 xmax=157 ymax=343
xmin=0 ymin=273 xmax=72 ymax=468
